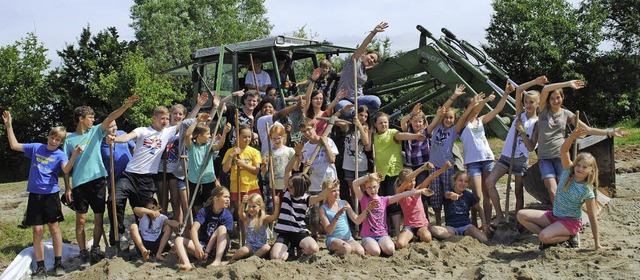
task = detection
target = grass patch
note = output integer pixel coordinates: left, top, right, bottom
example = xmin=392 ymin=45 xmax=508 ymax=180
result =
xmin=613 ymin=119 xmax=640 ymax=146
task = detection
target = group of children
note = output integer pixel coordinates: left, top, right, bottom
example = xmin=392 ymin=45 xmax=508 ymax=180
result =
xmin=3 ymin=22 xmax=631 ymax=276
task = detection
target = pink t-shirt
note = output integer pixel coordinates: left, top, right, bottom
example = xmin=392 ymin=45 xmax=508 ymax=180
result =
xmin=359 ymin=195 xmax=390 ymax=237
xmin=313 ymin=111 xmax=330 ymax=136
xmin=399 ymin=194 xmax=429 ymax=228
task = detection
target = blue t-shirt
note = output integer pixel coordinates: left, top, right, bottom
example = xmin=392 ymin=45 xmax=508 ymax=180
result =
xmin=196 ymin=206 xmax=234 ymax=243
xmin=23 ymin=143 xmax=68 ymax=194
xmin=443 ymin=188 xmax=478 ymax=228
xmin=101 ymin=130 xmax=134 ymax=182
xmin=553 ymin=169 xmax=595 ymax=219
xmin=63 ymin=125 xmax=108 ymax=187
xmin=430 ymin=123 xmax=457 ymax=168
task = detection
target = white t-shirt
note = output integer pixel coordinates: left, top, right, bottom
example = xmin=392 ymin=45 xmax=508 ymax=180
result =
xmin=501 ymin=112 xmax=538 ymax=158
xmin=342 ymin=128 xmax=367 ymax=172
xmin=256 ymin=115 xmax=283 ymax=155
xmin=270 ymin=146 xmax=296 ymax=190
xmin=303 ymin=138 xmax=339 ymax=192
xmin=245 ymin=70 xmax=272 ymax=95
xmin=138 ymin=213 xmax=168 ymax=241
xmin=460 ymin=117 xmax=494 ymax=164
xmin=126 ymin=126 xmax=178 ymax=174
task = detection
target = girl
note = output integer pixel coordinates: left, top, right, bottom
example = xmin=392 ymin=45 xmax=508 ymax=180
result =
xmin=395 ymin=161 xmax=452 ymax=249
xmin=400 ymin=103 xmax=431 ymax=218
xmin=130 ymin=198 xmax=179 ymax=261
xmin=229 ymin=193 xmax=281 ymax=262
xmin=430 ymin=171 xmax=490 ymax=242
xmin=352 ymin=172 xmax=433 ymax=256
xmin=185 ymin=113 xmax=230 ymax=215
xmin=534 ymin=80 xmax=628 ymax=205
xmin=174 ymin=186 xmax=233 ymax=270
xmin=222 ymin=125 xmax=263 ymax=214
xmin=458 ymin=83 xmax=512 ymax=226
xmin=484 ymin=76 xmax=546 ymax=223
xmin=265 ymin=124 xmax=296 ymax=198
xmin=366 ymin=111 xmax=427 ymax=236
xmin=303 ymin=67 xmax=347 ymax=136
xmin=517 ymin=127 xmax=601 ymax=250
xmin=426 ymin=85 xmax=468 ymax=225
xmin=319 ymin=179 xmax=373 ymax=255
xmin=270 ymin=143 xmax=333 ymax=260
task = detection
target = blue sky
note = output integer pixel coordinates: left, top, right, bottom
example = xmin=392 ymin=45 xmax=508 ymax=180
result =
xmin=1 ymin=1 xmax=507 ymax=68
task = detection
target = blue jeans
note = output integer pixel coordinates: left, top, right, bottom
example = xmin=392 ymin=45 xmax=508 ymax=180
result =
xmin=336 ymin=96 xmax=381 ymax=117
xmin=538 ymin=158 xmax=563 ymax=180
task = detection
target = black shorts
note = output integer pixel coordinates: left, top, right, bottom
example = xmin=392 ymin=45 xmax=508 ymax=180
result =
xmin=153 ymin=172 xmax=177 ymax=182
xmin=135 ymin=234 xmax=169 ymax=256
xmin=275 ymin=231 xmax=311 ymax=249
xmin=72 ymin=177 xmax=107 ymax=214
xmin=26 ymin=192 xmax=64 ymax=226
xmin=188 ymin=181 xmax=215 ymax=207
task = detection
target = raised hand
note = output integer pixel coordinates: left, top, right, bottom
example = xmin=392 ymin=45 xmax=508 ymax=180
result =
xmin=197 ymin=113 xmax=210 ymax=123
xmin=611 ymin=127 xmax=630 ymax=138
xmin=422 ymin=162 xmax=435 ymax=170
xmin=223 ymin=123 xmax=232 ymax=134
xmin=197 ymin=92 xmax=209 ymax=106
xmin=535 ymin=76 xmax=549 ymax=86
xmin=242 ymin=195 xmax=249 ymax=204
xmin=336 ymin=89 xmax=349 ymax=100
xmin=411 ymin=103 xmax=422 ymax=116
xmin=311 ymin=68 xmax=322 ymax=81
xmin=443 ymin=161 xmax=453 ymax=169
xmin=485 ymin=93 xmax=496 ymax=102
xmin=453 ymin=85 xmax=466 ymax=98
xmin=505 ymin=82 xmax=516 ymax=94
xmin=2 ymin=111 xmax=11 ymax=125
xmin=211 ymin=93 xmax=220 ymax=109
xmin=374 ymin=22 xmax=389 ymax=33
xmin=568 ymin=80 xmax=585 ymax=90
xmin=125 ymin=95 xmax=139 ymax=107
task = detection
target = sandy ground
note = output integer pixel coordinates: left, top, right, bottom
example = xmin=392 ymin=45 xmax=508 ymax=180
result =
xmin=1 ymin=146 xmax=639 ymax=279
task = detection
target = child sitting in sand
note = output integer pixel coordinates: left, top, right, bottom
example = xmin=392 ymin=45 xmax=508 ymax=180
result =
xmin=130 ymin=198 xmax=179 ymax=261
xmin=229 ymin=194 xmax=280 ymax=262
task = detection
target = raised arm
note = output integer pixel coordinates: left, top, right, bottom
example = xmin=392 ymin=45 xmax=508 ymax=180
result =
xmin=238 ymin=195 xmax=249 ymax=223
xmin=303 ymin=68 xmax=321 ymax=115
xmin=2 ymin=111 xmax=22 ymax=152
xmin=428 ymin=85 xmax=465 ymax=134
xmin=188 ymin=92 xmax=209 ymax=119
xmin=396 ymin=162 xmax=435 ymax=193
xmin=389 ymin=188 xmax=432 ymax=205
xmin=539 ymin=80 xmax=585 ymax=110
xmin=481 ymin=83 xmax=514 ymax=124
xmin=352 ymin=172 xmax=381 ymax=201
xmin=455 ymin=94 xmax=483 ymax=134
xmin=416 ymin=161 xmax=452 ymax=190
xmin=272 ymin=100 xmax=301 ymax=123
xmin=515 ymin=76 xmax=548 ymax=115
xmin=219 ymin=90 xmax=245 ymax=113
xmin=62 ymin=146 xmax=83 ymax=174
xmin=264 ymin=195 xmax=281 ymax=224
xmin=184 ymin=113 xmax=211 ymax=149
xmin=352 ymin=22 xmax=388 ymax=60
xmin=393 ymin=131 xmax=427 ymax=142
xmin=113 ymin=131 xmax=137 ymax=143
xmin=211 ymin=123 xmax=231 ymax=151
xmin=325 ymin=89 xmax=348 ymax=115
xmin=100 ymin=95 xmax=139 ymax=131
xmin=401 ymin=103 xmax=422 ymax=132
xmin=560 ymin=126 xmax=586 ymax=169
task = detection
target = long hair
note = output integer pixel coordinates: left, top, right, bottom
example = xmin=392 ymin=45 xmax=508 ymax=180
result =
xmin=393 ymin=168 xmax=413 ymax=191
xmin=247 ymin=194 xmax=266 ymax=228
xmin=204 ymin=186 xmax=229 ymax=208
xmin=362 ymin=173 xmax=382 ymax=198
xmin=289 ymin=173 xmax=312 ymax=198
xmin=305 ymin=90 xmax=326 ymax=119
xmin=562 ymin=152 xmax=599 ymax=203
xmin=321 ymin=179 xmax=340 ymax=203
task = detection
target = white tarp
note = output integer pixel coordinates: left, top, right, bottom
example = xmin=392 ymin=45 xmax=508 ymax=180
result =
xmin=0 ymin=238 xmax=89 ymax=280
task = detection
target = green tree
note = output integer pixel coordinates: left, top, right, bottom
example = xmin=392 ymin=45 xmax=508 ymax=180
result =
xmin=584 ymin=0 xmax=639 ymax=55
xmin=0 ymin=33 xmax=52 ymax=182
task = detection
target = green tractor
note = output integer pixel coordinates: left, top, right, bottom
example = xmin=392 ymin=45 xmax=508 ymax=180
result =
xmin=164 ymin=26 xmax=615 ymax=205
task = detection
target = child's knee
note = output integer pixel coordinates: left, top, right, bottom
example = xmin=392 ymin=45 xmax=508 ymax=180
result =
xmin=33 ymin=226 xmax=44 ymax=236
xmin=215 ymin=225 xmax=228 ymax=235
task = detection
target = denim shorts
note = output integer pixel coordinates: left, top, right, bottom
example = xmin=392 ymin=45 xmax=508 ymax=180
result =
xmin=538 ymin=158 xmax=563 ymax=180
xmin=362 ymin=235 xmax=391 ymax=246
xmin=496 ymin=155 xmax=528 ymax=176
xmin=447 ymin=224 xmax=473 ymax=236
xmin=344 ymin=170 xmax=367 ymax=181
xmin=466 ymin=160 xmax=495 ymax=177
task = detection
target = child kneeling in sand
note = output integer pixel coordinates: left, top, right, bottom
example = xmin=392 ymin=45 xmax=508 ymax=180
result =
xmin=130 ymin=198 xmax=179 ymax=261
xmin=430 ymin=171 xmax=490 ymax=242
xmin=174 ymin=186 xmax=233 ymax=269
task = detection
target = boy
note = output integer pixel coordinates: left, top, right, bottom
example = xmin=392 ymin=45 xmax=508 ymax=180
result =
xmin=3 ymin=111 xmax=81 ymax=277
xmin=245 ymin=57 xmax=272 ymax=96
xmin=63 ymin=95 xmax=138 ymax=268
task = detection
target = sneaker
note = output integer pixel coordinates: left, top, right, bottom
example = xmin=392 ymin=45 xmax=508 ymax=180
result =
xmin=53 ymin=262 xmax=66 ymax=276
xmin=90 ymin=245 xmax=105 ymax=264
xmin=32 ymin=266 xmax=47 ymax=279
xmin=79 ymin=249 xmax=91 ymax=270
xmin=538 ymin=242 xmax=559 ymax=251
xmin=119 ymin=234 xmax=129 ymax=251
xmin=567 ymin=233 xmax=580 ymax=248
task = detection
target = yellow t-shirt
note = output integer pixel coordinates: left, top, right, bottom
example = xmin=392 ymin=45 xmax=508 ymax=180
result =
xmin=223 ymin=146 xmax=262 ymax=194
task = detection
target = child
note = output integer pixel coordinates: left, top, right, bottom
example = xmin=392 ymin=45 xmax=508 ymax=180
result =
xmin=265 ymin=124 xmax=296 ymax=198
xmin=319 ymin=179 xmax=372 ymax=255
xmin=3 ymin=111 xmax=81 ymax=277
xmin=185 ymin=113 xmax=230 ymax=215
xmin=430 ymin=171 xmax=490 ymax=242
xmin=296 ymin=59 xmax=340 ymax=102
xmin=229 ymin=193 xmax=280 ymax=262
xmin=130 ymin=198 xmax=179 ymax=261
xmin=395 ymin=161 xmax=452 ymax=249
xmin=534 ymin=80 xmax=628 ymax=205
xmin=335 ymin=104 xmax=370 ymax=199
xmin=517 ymin=127 xmax=601 ymax=250
xmin=270 ymin=144 xmax=334 ymax=261
xmin=484 ymin=76 xmax=546 ymax=222
xmin=174 ymin=186 xmax=233 ymax=269
xmin=367 ymin=111 xmax=426 ymax=236
xmin=400 ymin=103 xmax=432 ymax=218
xmin=222 ymin=125 xmax=262 ymax=214
xmin=352 ymin=172 xmax=433 ymax=256
xmin=426 ymin=85 xmax=468 ymax=225
xmin=458 ymin=83 xmax=512 ymax=226
xmin=296 ymin=117 xmax=339 ymax=236
xmin=303 ymin=67 xmax=348 ymax=136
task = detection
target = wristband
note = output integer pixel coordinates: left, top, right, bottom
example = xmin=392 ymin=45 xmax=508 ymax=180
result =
xmin=449 ymin=97 xmax=455 ymax=101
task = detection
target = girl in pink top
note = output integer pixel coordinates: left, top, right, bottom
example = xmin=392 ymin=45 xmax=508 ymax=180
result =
xmin=303 ymin=68 xmax=348 ymax=136
xmin=394 ymin=161 xmax=452 ymax=249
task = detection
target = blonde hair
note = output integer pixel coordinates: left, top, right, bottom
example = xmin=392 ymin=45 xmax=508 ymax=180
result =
xmin=321 ymin=179 xmax=340 ymax=202
xmin=269 ymin=124 xmax=286 ymax=138
xmin=154 ymin=106 xmax=169 ymax=116
xmin=48 ymin=126 xmax=67 ymax=140
xmin=524 ymin=90 xmax=541 ymax=103
xmin=246 ymin=194 xmax=267 ymax=228
xmin=393 ymin=168 xmax=413 ymax=191
xmin=171 ymin=104 xmax=187 ymax=115
xmin=562 ymin=152 xmax=599 ymax=202
xmin=362 ymin=174 xmax=381 ymax=198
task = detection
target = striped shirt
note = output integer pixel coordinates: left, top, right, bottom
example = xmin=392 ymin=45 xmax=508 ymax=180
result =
xmin=553 ymin=169 xmax=595 ymax=219
xmin=274 ymin=190 xmax=310 ymax=234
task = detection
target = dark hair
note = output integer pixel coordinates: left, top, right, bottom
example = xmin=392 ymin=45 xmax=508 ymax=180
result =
xmin=73 ymin=106 xmax=94 ymax=124
xmin=305 ymin=90 xmax=326 ymax=119
xmin=256 ymin=98 xmax=277 ymax=114
xmin=289 ymin=173 xmax=312 ymax=198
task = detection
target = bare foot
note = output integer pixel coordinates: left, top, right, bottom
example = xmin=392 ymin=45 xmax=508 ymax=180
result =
xmin=142 ymin=249 xmax=151 ymax=261
xmin=178 ymin=263 xmax=195 ymax=271
xmin=155 ymin=254 xmax=165 ymax=262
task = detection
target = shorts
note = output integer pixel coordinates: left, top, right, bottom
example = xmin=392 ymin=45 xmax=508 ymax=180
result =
xmin=538 ymin=158 xmax=563 ymax=180
xmin=72 ymin=177 xmax=107 ymax=214
xmin=544 ymin=211 xmax=582 ymax=235
xmin=152 ymin=172 xmax=177 ymax=182
xmin=26 ymin=192 xmax=64 ymax=226
xmin=177 ymin=180 xmax=186 ymax=190
xmin=466 ymin=160 xmax=495 ymax=177
xmin=188 ymin=181 xmax=216 ymax=207
xmin=134 ymin=235 xmax=168 ymax=256
xmin=446 ymin=224 xmax=473 ymax=236
xmin=326 ymin=236 xmax=354 ymax=249
xmin=275 ymin=231 xmax=311 ymax=249
xmin=344 ymin=170 xmax=367 ymax=181
xmin=402 ymin=225 xmax=428 ymax=236
xmin=496 ymin=155 xmax=528 ymax=176
xmin=362 ymin=235 xmax=391 ymax=246
xmin=230 ymin=189 xmax=261 ymax=201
